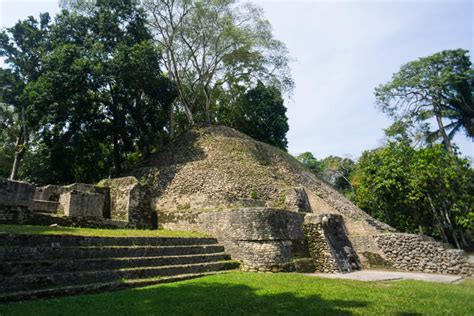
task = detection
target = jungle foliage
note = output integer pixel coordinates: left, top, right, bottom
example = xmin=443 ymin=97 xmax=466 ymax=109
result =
xmin=0 ymin=0 xmax=291 ymax=183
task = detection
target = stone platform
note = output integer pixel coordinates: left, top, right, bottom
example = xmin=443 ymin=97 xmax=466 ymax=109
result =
xmin=309 ymin=270 xmax=466 ymax=283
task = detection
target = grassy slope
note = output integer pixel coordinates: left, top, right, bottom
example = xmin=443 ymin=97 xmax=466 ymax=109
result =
xmin=0 ymin=224 xmax=208 ymax=238
xmin=1 ymin=272 xmax=473 ymax=315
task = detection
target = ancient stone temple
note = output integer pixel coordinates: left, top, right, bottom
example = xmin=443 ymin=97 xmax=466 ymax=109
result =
xmin=1 ymin=126 xmax=472 ymax=276
xmin=0 ymin=177 xmax=153 ymax=229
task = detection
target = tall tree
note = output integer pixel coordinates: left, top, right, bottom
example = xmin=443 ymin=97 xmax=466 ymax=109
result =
xmin=0 ymin=13 xmax=51 ymax=179
xmin=435 ymin=76 xmax=474 ymax=140
xmin=0 ymin=79 xmax=17 ymax=178
xmin=375 ymin=49 xmax=473 ymax=152
xmin=1 ymin=1 xmax=176 ymax=184
xmin=145 ymin=0 xmax=293 ymax=127
xmin=29 ymin=0 xmax=177 ymax=181
xmin=229 ymin=82 xmax=289 ymax=149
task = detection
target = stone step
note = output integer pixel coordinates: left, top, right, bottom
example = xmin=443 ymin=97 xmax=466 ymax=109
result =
xmin=31 ymin=200 xmax=60 ymax=213
xmin=0 ymin=271 xmax=233 ymax=303
xmin=1 ymin=253 xmax=231 ymax=276
xmin=0 ymin=244 xmax=225 ymax=261
xmin=0 ymin=233 xmax=218 ymax=247
xmin=0 ymin=260 xmax=240 ymax=293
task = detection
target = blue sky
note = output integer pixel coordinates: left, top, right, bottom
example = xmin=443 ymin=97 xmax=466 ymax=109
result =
xmin=1 ymin=0 xmax=473 ymax=160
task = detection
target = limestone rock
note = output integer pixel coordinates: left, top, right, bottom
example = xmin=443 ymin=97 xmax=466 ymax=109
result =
xmin=285 ymin=187 xmax=312 ymax=212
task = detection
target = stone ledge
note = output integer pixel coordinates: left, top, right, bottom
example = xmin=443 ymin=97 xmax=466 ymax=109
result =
xmin=0 ymin=179 xmax=35 ymax=208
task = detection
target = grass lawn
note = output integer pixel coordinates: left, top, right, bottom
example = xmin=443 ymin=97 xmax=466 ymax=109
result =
xmin=0 ymin=272 xmax=473 ymax=315
xmin=0 ymin=224 xmax=207 ymax=238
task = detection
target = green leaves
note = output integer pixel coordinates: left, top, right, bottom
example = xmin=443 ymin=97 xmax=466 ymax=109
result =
xmin=0 ymin=0 xmax=177 ymax=184
xmin=228 ymin=82 xmax=289 ymax=149
xmin=375 ymin=49 xmax=473 ymax=150
xmin=146 ymin=0 xmax=293 ymax=126
xmin=351 ymin=142 xmax=473 ymax=247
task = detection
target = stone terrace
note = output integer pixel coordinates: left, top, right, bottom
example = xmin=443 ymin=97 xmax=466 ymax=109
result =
xmin=0 ymin=233 xmax=239 ymax=302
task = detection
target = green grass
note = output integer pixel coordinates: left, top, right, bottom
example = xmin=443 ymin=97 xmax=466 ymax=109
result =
xmin=0 ymin=224 xmax=208 ymax=238
xmin=1 ymin=272 xmax=473 ymax=315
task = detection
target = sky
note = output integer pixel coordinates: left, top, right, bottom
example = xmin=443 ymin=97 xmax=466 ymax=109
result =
xmin=1 ymin=0 xmax=473 ymax=160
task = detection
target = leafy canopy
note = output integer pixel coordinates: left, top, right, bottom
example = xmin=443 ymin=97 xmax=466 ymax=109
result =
xmin=375 ymin=49 xmax=473 ymax=151
xmin=351 ymin=141 xmax=473 ymax=248
xmin=227 ymin=82 xmax=289 ymax=149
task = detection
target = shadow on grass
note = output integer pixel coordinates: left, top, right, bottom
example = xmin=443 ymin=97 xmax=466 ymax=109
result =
xmin=128 ymin=282 xmax=369 ymax=315
xmin=2 ymin=275 xmax=462 ymax=315
xmin=1 ymin=282 xmax=368 ymax=315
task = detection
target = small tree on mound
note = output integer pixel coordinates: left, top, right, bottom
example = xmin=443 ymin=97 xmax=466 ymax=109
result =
xmin=228 ymin=82 xmax=289 ymax=149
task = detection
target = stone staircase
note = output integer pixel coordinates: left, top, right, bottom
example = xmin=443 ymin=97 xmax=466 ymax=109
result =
xmin=0 ymin=234 xmax=239 ymax=302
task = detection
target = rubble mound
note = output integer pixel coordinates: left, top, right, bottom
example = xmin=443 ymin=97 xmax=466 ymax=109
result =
xmin=134 ymin=126 xmax=393 ymax=235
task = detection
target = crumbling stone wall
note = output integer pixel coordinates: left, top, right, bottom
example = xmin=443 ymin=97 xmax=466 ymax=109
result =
xmin=285 ymin=187 xmax=311 ymax=212
xmin=351 ymin=233 xmax=473 ymax=275
xmin=0 ymin=179 xmax=35 ymax=224
xmin=305 ymin=217 xmax=339 ymax=273
xmin=34 ymin=185 xmax=64 ymax=202
xmin=33 ymin=184 xmax=110 ymax=217
xmin=304 ymin=214 xmax=360 ymax=273
xmin=158 ymin=209 xmax=364 ymax=273
xmin=200 ymin=208 xmax=307 ymax=272
xmin=100 ymin=177 xmax=155 ymax=229
xmin=59 ymin=190 xmax=105 ymax=218
xmin=374 ymin=234 xmax=473 ymax=275
xmin=0 ymin=179 xmax=34 ymax=209
xmin=157 ymin=211 xmax=203 ymax=232
xmin=1 ymin=178 xmax=147 ymax=229
xmin=31 ymin=200 xmax=59 ymax=214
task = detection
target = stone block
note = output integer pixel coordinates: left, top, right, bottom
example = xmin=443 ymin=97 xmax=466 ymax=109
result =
xmin=157 ymin=211 xmax=202 ymax=231
xmin=31 ymin=200 xmax=60 ymax=213
xmin=35 ymin=183 xmax=109 ymax=217
xmin=99 ymin=177 xmax=154 ymax=228
xmin=285 ymin=187 xmax=312 ymax=212
xmin=35 ymin=183 xmax=100 ymax=202
xmin=304 ymin=213 xmax=360 ymax=273
xmin=0 ymin=178 xmax=35 ymax=208
xmin=59 ymin=190 xmax=104 ymax=218
xmin=34 ymin=185 xmax=64 ymax=201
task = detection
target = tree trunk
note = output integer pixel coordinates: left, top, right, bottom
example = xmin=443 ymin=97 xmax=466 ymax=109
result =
xmin=441 ymin=200 xmax=462 ymax=249
xmin=434 ymin=108 xmax=453 ymax=153
xmin=9 ymin=135 xmax=26 ymax=180
xmin=169 ymin=102 xmax=175 ymax=139
xmin=182 ymin=98 xmax=195 ymax=126
xmin=111 ymin=99 xmax=122 ymax=176
xmin=168 ymin=48 xmax=195 ymax=126
xmin=9 ymin=108 xmax=28 ymax=181
xmin=427 ymin=195 xmax=449 ymax=244
xmin=112 ymin=133 xmax=122 ymax=176
xmin=203 ymin=85 xmax=211 ymax=126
